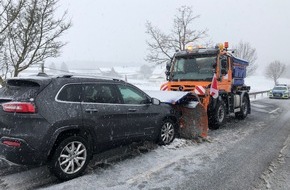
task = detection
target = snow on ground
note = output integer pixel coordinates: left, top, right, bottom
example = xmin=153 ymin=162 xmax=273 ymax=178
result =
xmin=129 ymin=74 xmax=290 ymax=101
xmin=245 ymin=75 xmax=290 ymax=92
xmin=1 ymin=74 xmax=289 ymax=190
xmin=41 ymin=114 xmax=265 ymax=190
xmin=129 ymin=74 xmax=290 ymax=94
xmin=39 ymin=74 xmax=287 ymax=190
xmin=127 ymin=79 xmax=163 ymax=91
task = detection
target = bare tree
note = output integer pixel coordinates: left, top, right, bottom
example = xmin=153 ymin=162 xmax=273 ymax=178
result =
xmin=0 ymin=0 xmax=25 ymax=34
xmin=146 ymin=6 xmax=207 ymax=65
xmin=282 ymin=64 xmax=290 ymax=79
xmin=232 ymin=41 xmax=258 ymax=76
xmin=0 ymin=0 xmax=25 ymax=83
xmin=1 ymin=0 xmax=71 ymax=77
xmin=265 ymin=60 xmax=286 ymax=85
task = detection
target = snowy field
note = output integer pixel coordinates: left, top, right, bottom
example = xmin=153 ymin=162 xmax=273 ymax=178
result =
xmin=245 ymin=75 xmax=290 ymax=92
xmin=128 ymin=75 xmax=290 ymax=100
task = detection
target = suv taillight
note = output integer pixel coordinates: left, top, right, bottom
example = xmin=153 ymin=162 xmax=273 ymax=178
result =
xmin=2 ymin=102 xmax=36 ymax=113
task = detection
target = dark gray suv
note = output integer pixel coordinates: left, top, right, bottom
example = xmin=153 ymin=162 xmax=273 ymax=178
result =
xmin=0 ymin=74 xmax=179 ymax=180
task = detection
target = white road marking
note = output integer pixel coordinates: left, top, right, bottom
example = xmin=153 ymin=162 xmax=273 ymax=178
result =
xmin=251 ymin=103 xmax=267 ymax=108
xmin=269 ymin=108 xmax=280 ymax=114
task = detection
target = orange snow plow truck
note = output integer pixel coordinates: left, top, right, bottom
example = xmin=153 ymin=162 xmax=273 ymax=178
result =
xmin=161 ymin=42 xmax=251 ymax=135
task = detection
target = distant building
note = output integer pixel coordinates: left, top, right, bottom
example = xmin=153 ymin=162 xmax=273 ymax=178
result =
xmin=113 ymin=66 xmax=141 ymax=80
xmin=99 ymin=67 xmax=121 ymax=78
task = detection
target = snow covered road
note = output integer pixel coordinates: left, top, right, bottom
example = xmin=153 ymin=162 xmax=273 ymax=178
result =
xmin=0 ymin=98 xmax=289 ymax=190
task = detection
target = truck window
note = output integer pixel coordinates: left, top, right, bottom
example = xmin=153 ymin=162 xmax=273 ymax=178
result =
xmin=220 ymin=56 xmax=228 ymax=75
xmin=172 ymin=55 xmax=216 ymax=81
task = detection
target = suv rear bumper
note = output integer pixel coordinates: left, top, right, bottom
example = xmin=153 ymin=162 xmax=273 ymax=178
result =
xmin=0 ymin=136 xmax=45 ymax=165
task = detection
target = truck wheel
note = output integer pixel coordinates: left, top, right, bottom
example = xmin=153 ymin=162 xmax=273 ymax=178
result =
xmin=209 ymin=100 xmax=226 ymax=130
xmin=48 ymin=135 xmax=91 ymax=181
xmin=159 ymin=119 xmax=176 ymax=145
xmin=235 ymin=96 xmax=249 ymax=119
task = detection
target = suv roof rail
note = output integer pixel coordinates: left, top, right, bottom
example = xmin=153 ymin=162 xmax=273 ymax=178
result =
xmin=56 ymin=74 xmax=125 ymax=82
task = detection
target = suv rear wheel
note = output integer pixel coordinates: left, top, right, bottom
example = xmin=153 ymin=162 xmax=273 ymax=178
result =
xmin=48 ymin=135 xmax=91 ymax=181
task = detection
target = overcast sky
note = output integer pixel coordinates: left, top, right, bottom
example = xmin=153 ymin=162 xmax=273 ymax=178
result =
xmin=54 ymin=0 xmax=290 ymax=72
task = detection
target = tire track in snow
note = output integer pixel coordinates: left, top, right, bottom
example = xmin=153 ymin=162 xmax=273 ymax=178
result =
xmin=0 ymin=166 xmax=57 ymax=190
xmin=255 ymin=132 xmax=290 ymax=189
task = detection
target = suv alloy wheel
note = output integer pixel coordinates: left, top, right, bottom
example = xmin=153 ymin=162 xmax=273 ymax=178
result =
xmin=48 ymin=135 xmax=91 ymax=180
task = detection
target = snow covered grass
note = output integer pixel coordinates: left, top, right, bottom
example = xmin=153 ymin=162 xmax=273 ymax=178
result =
xmin=127 ymin=78 xmax=163 ymax=91
xmin=246 ymin=75 xmax=289 ymax=101
xmin=245 ymin=75 xmax=290 ymax=92
xmin=129 ymin=75 xmax=290 ymax=101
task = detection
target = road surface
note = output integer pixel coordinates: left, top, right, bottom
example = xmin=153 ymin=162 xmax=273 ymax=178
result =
xmin=0 ymin=98 xmax=289 ymax=190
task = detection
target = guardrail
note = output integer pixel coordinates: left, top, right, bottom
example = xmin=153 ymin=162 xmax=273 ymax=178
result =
xmin=249 ymin=90 xmax=269 ymax=99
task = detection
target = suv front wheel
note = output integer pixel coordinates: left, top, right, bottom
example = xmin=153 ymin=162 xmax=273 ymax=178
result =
xmin=48 ymin=135 xmax=91 ymax=181
xmin=159 ymin=119 xmax=175 ymax=145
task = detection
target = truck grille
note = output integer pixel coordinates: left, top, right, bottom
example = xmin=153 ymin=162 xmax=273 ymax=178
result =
xmin=169 ymin=85 xmax=195 ymax=92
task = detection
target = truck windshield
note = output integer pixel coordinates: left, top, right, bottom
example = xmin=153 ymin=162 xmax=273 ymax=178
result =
xmin=171 ymin=55 xmax=216 ymax=81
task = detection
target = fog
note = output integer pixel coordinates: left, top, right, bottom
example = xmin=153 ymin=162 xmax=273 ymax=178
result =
xmin=52 ymin=0 xmax=290 ymax=71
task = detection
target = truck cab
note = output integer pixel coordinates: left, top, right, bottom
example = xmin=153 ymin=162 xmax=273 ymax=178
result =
xmin=162 ymin=42 xmax=251 ymax=129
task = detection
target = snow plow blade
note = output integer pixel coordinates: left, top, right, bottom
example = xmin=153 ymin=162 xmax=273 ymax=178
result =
xmin=145 ymin=91 xmax=208 ymax=139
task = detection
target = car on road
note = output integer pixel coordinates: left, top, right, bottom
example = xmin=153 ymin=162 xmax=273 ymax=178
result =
xmin=0 ymin=74 xmax=179 ymax=180
xmin=269 ymin=84 xmax=290 ymax=99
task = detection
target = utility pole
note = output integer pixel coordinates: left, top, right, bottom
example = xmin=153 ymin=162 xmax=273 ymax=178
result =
xmin=41 ymin=62 xmax=44 ymax=73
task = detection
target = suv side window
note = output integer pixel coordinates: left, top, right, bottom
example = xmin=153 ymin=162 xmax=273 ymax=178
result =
xmin=117 ymin=84 xmax=149 ymax=104
xmin=83 ymin=83 xmax=119 ymax=104
xmin=57 ymin=84 xmax=82 ymax=102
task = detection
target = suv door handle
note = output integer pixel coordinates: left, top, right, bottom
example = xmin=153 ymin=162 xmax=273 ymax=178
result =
xmin=128 ymin=108 xmax=137 ymax=112
xmin=85 ymin=108 xmax=99 ymax=113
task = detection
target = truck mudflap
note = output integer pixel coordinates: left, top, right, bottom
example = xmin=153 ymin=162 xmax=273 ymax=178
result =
xmin=145 ymin=91 xmax=208 ymax=139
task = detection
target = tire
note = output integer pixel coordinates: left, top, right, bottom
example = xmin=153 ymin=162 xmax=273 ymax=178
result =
xmin=48 ymin=135 xmax=91 ymax=181
xmin=159 ymin=119 xmax=175 ymax=145
xmin=235 ymin=96 xmax=249 ymax=120
xmin=208 ymin=100 xmax=226 ymax=130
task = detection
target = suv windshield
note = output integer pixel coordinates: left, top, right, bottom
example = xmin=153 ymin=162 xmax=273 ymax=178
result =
xmin=171 ymin=55 xmax=216 ymax=81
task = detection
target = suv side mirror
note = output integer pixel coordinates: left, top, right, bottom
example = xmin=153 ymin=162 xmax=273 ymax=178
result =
xmin=151 ymin=98 xmax=160 ymax=105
